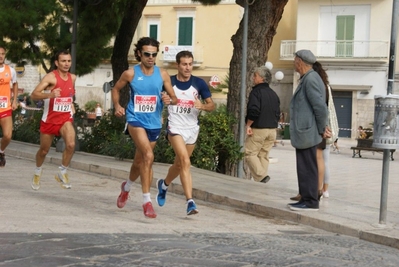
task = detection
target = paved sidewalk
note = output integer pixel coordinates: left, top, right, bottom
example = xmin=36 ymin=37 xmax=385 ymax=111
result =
xmin=5 ymin=138 xmax=399 ymax=249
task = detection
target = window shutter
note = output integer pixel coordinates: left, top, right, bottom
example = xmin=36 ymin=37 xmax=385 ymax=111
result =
xmin=149 ymin=25 xmax=158 ymax=40
xmin=178 ymin=17 xmax=193 ymax=46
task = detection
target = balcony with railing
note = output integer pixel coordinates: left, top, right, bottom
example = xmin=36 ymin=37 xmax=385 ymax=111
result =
xmin=280 ymin=40 xmax=389 ymax=62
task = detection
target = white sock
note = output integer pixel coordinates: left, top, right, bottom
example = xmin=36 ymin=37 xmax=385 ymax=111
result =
xmin=124 ymin=179 xmax=133 ymax=192
xmin=143 ymin=193 xmax=151 ymax=204
xmin=35 ymin=167 xmax=42 ymax=176
xmin=187 ymin=198 xmax=194 ymax=204
xmin=59 ymin=165 xmax=68 ymax=175
xmin=162 ymin=181 xmax=168 ymax=191
xmin=0 ymin=149 xmax=4 ymax=153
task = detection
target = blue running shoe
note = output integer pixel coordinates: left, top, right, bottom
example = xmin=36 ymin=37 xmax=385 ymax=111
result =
xmin=156 ymin=179 xmax=167 ymax=207
xmin=187 ymin=201 xmax=199 ymax=215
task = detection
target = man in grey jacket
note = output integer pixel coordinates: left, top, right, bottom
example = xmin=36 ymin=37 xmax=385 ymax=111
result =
xmin=288 ymin=50 xmax=331 ymax=211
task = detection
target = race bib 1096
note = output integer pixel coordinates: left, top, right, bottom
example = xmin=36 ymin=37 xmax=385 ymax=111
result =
xmin=134 ymin=95 xmax=157 ymax=113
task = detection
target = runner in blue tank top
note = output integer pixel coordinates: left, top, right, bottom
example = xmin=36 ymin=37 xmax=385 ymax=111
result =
xmin=112 ymin=37 xmax=178 ymax=218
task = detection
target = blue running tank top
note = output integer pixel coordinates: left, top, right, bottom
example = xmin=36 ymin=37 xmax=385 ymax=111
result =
xmin=126 ymin=64 xmax=164 ymax=129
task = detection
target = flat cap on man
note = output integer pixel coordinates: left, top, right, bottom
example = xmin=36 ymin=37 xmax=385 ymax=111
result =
xmin=294 ymin=49 xmax=316 ymax=65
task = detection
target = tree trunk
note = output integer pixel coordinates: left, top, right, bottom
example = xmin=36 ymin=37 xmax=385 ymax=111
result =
xmin=226 ymin=0 xmax=288 ymax=176
xmin=111 ymin=0 xmax=148 ymax=108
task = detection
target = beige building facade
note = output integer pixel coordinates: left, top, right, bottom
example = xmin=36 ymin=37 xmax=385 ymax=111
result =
xmin=134 ymin=0 xmax=298 ymax=113
xmin=15 ymin=0 xmax=399 ymax=138
xmin=13 ymin=1 xmax=299 ymax=115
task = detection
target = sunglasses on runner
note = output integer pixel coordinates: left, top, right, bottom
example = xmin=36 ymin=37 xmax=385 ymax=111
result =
xmin=142 ymin=51 xmax=158 ymax=58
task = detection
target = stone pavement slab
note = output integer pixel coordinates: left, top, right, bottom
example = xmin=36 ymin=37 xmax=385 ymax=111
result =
xmin=4 ymin=139 xmax=399 ymax=249
xmin=2 ymin=232 xmax=399 ymax=267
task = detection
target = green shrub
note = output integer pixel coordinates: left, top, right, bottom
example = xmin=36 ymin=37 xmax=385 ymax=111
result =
xmin=99 ymin=132 xmax=135 ymax=160
xmin=10 ymin=104 xmax=242 ymax=175
xmin=192 ymin=105 xmax=243 ymax=172
xmin=79 ymin=111 xmax=126 ymax=154
xmin=84 ymin=100 xmax=98 ymax=112
xmin=12 ymin=109 xmax=42 ymax=145
xmin=154 ymin=105 xmax=243 ymax=173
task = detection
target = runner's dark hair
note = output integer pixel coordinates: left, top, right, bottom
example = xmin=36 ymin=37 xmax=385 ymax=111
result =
xmin=176 ymin=50 xmax=194 ymax=64
xmin=134 ymin=37 xmax=160 ymax=62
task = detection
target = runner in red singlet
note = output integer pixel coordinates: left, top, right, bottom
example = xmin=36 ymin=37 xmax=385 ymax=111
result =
xmin=30 ymin=50 xmax=77 ymax=190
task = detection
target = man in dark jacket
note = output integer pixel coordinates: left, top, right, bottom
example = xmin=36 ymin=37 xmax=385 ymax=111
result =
xmin=245 ymin=66 xmax=280 ymax=183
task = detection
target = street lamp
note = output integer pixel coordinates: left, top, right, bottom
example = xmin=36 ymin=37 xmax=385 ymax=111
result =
xmin=265 ymin=62 xmax=284 ymax=85
xmin=274 ymin=71 xmax=284 ymax=83
xmin=60 ymin=0 xmax=104 ymax=74
xmin=56 ymin=0 xmax=104 ymax=152
xmin=265 ymin=61 xmax=273 ymax=70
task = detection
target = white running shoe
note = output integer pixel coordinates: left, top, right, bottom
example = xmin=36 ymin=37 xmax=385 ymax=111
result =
xmin=55 ymin=172 xmax=71 ymax=189
xmin=31 ymin=172 xmax=42 ymax=190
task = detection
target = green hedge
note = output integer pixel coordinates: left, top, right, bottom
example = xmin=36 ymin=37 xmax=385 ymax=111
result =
xmin=7 ymin=104 xmax=242 ymax=174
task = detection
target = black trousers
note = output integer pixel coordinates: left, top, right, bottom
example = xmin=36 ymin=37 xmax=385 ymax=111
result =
xmin=295 ymin=145 xmax=319 ymax=208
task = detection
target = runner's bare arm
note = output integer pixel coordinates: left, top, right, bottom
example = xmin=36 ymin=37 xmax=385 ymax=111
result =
xmin=30 ymin=73 xmax=60 ymax=101
xmin=71 ymin=74 xmax=77 ymax=86
xmin=160 ymin=68 xmax=178 ymax=105
xmin=112 ymin=68 xmax=134 ymax=117
xmin=11 ymin=81 xmax=19 ymax=110
xmin=71 ymin=74 xmax=77 ymax=115
xmin=194 ymin=97 xmax=215 ymax=112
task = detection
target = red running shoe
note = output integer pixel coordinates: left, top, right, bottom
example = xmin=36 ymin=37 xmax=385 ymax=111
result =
xmin=117 ymin=181 xmax=130 ymax=208
xmin=142 ymin=202 xmax=157 ymax=218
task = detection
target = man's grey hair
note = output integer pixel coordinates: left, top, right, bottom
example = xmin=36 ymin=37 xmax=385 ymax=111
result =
xmin=253 ymin=66 xmax=272 ymax=83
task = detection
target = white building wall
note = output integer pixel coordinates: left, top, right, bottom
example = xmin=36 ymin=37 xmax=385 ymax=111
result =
xmin=328 ymin=69 xmax=387 ymax=98
xmin=9 ymin=64 xmax=41 ymax=93
xmin=296 ymin=0 xmax=394 ymax=138
xmin=9 ymin=60 xmax=111 ymax=111
xmin=75 ymin=65 xmax=113 ymax=111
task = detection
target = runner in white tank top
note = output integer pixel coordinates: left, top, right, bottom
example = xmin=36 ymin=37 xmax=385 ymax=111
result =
xmin=156 ymin=51 xmax=215 ymax=215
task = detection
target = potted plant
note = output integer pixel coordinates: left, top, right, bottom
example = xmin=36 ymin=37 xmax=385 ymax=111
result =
xmin=84 ymin=100 xmax=98 ymax=120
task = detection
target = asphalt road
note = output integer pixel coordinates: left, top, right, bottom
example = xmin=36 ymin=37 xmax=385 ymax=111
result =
xmin=1 ymin=156 xmax=398 ymax=267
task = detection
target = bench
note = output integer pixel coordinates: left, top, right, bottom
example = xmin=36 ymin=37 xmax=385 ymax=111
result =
xmin=351 ymin=138 xmax=395 ymax=161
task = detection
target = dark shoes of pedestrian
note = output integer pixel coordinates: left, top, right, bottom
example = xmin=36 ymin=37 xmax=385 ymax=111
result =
xmin=260 ymin=175 xmax=270 ymax=183
xmin=290 ymin=192 xmax=322 ymax=202
xmin=290 ymin=194 xmax=301 ymax=201
xmin=289 ymin=203 xmax=319 ymax=211
xmin=0 ymin=152 xmax=6 ymax=167
xmin=287 ymin=201 xmax=303 ymax=207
